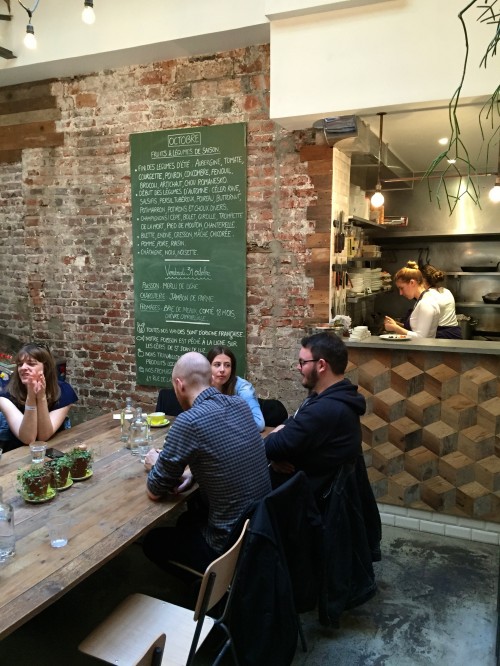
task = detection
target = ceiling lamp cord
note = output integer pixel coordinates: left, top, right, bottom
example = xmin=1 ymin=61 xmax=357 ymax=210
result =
xmin=489 ymin=140 xmax=500 ymax=203
xmin=82 ymin=0 xmax=95 ymax=25
xmin=18 ymin=0 xmax=39 ymax=49
xmin=371 ymin=112 xmax=386 ymax=209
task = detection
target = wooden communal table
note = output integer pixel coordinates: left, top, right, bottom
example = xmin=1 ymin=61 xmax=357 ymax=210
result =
xmin=0 ymin=411 xmax=193 ymax=640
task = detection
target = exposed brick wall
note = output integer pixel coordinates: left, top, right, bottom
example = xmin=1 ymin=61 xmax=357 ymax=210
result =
xmin=0 ymin=45 xmax=319 ymax=421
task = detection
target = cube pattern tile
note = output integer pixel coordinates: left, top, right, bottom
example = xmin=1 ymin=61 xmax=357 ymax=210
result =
xmin=351 ymin=348 xmax=500 ymax=521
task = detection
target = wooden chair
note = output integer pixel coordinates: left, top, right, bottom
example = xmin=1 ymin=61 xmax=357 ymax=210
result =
xmin=78 ymin=520 xmax=249 ymax=666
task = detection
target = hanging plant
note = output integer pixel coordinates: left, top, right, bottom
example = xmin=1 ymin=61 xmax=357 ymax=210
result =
xmin=424 ymin=0 xmax=499 ymax=213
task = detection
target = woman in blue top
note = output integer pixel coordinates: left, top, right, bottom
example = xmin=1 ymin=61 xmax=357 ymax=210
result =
xmin=206 ymin=345 xmax=265 ymax=432
xmin=0 ymin=343 xmax=78 ymax=451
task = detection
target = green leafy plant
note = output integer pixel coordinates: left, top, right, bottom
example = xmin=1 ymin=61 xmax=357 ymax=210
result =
xmin=67 ymin=447 xmax=93 ymax=478
xmin=425 ymin=1 xmax=499 ymax=213
xmin=17 ymin=464 xmax=51 ymax=499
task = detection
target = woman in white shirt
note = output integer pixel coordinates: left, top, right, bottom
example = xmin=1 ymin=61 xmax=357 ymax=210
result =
xmin=384 ymin=261 xmax=440 ymax=338
xmin=421 ymin=264 xmax=462 ymax=339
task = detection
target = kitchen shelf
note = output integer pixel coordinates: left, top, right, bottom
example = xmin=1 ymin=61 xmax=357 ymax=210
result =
xmin=347 ymin=216 xmax=384 ymax=231
xmin=447 ymin=272 xmax=500 ymax=276
xmin=347 ymin=292 xmax=381 ymax=304
xmin=456 ymin=302 xmax=500 ymax=308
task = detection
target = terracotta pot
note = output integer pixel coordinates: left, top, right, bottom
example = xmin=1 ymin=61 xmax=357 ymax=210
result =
xmin=70 ymin=457 xmax=90 ymax=479
xmin=53 ymin=464 xmax=70 ymax=489
xmin=23 ymin=472 xmax=51 ymax=498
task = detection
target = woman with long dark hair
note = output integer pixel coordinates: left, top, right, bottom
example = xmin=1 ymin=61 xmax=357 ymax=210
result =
xmin=0 ymin=342 xmax=78 ymax=450
xmin=206 ymin=345 xmax=265 ymax=431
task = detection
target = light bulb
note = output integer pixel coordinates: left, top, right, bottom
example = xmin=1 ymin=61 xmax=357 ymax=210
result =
xmin=82 ymin=1 xmax=96 ymax=25
xmin=23 ymin=24 xmax=36 ymax=49
xmin=489 ymin=181 xmax=500 ymax=203
xmin=371 ymin=189 xmax=384 ymax=208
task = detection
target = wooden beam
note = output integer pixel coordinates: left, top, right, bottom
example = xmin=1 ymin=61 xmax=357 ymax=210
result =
xmin=0 ymin=148 xmax=22 ymax=163
xmin=0 ymin=96 xmax=58 ymax=116
xmin=0 ymin=121 xmax=64 ymax=151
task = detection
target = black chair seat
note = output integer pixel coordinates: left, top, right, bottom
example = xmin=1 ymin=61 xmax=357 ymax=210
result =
xmin=258 ymin=398 xmax=288 ymax=427
xmin=156 ymin=388 xmax=183 ymax=416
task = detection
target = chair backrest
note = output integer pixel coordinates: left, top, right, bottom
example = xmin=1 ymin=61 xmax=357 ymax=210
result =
xmin=155 ymin=388 xmax=183 ymax=416
xmin=193 ymin=519 xmax=249 ymax=620
xmin=258 ymin=398 xmax=288 ymax=427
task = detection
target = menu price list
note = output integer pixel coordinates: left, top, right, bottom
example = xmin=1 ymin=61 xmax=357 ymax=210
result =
xmin=130 ymin=123 xmax=247 ymax=386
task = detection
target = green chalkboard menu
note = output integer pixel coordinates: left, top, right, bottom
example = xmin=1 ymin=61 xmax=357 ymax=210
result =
xmin=130 ymin=123 xmax=247 ymax=387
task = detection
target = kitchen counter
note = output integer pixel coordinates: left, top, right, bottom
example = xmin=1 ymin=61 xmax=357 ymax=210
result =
xmin=342 ymin=337 xmax=500 ymax=524
xmin=346 ymin=335 xmax=500 ymax=355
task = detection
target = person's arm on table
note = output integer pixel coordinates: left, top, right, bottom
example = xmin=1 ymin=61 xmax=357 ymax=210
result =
xmin=236 ymin=377 xmax=265 ymax=432
xmin=146 ymin=422 xmax=195 ymax=500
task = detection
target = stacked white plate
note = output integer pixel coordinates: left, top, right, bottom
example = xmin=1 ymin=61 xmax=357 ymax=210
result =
xmin=350 ymin=326 xmax=371 ymax=341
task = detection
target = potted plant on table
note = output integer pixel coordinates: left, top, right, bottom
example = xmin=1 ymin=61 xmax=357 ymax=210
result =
xmin=67 ymin=445 xmax=94 ymax=479
xmin=17 ymin=465 xmax=52 ymax=500
xmin=45 ymin=455 xmax=72 ymax=489
xmin=330 ymin=315 xmax=351 ymax=337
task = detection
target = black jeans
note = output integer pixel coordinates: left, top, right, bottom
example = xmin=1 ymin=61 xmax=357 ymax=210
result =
xmin=142 ymin=508 xmax=219 ymax=578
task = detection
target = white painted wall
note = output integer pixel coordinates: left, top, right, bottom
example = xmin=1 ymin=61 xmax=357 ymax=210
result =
xmin=270 ymin=0 xmax=498 ymax=128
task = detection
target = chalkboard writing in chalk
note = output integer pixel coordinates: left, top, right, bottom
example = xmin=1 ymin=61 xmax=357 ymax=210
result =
xmin=130 ymin=123 xmax=247 ymax=387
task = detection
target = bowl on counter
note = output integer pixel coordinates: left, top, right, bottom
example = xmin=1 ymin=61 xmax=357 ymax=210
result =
xmin=482 ymin=293 xmax=500 ymax=304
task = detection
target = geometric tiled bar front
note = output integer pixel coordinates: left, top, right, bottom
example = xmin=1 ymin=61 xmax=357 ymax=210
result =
xmin=347 ymin=338 xmax=500 ymax=521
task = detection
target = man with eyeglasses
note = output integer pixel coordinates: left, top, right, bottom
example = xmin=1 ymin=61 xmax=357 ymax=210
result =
xmin=265 ymin=333 xmax=381 ymax=628
xmin=264 ymin=331 xmax=366 ymax=497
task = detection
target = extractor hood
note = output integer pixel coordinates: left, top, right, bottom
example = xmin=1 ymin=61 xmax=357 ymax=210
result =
xmin=313 ymin=116 xmax=414 ymax=191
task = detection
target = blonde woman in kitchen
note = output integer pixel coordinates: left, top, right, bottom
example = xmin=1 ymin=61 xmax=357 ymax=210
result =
xmin=384 ymin=261 xmax=440 ymax=338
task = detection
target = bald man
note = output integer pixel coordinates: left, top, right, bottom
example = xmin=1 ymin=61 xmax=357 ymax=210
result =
xmin=143 ymin=352 xmax=271 ymax=574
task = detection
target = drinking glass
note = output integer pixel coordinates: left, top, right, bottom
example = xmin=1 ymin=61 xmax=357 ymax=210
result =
xmin=48 ymin=513 xmax=71 ymax=548
xmin=139 ymin=444 xmax=150 ymax=465
xmin=30 ymin=442 xmax=46 ymax=464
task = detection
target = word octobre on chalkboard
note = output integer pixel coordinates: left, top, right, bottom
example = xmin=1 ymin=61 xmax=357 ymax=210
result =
xmin=130 ymin=123 xmax=247 ymax=387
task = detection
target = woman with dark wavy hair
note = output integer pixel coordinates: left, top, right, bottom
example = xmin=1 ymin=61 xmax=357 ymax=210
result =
xmin=0 ymin=342 xmax=78 ymax=451
xmin=206 ymin=345 xmax=265 ymax=431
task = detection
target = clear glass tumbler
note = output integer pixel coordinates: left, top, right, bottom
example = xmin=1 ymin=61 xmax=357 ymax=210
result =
xmin=29 ymin=442 xmax=46 ymax=464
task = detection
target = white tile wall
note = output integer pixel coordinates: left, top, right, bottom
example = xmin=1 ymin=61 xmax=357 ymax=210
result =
xmin=378 ymin=502 xmax=500 ymax=544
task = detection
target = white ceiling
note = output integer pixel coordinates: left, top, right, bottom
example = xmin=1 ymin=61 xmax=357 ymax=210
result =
xmin=361 ymin=103 xmax=499 ymax=175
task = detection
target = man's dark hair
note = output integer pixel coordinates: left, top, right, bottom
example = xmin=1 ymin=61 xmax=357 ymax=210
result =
xmin=301 ymin=332 xmax=348 ymax=375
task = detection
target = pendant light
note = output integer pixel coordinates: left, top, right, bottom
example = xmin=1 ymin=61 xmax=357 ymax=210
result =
xmin=18 ymin=0 xmax=39 ymax=49
xmin=82 ymin=0 xmax=96 ymax=25
xmin=371 ymin=112 xmax=386 ymax=209
xmin=488 ymin=141 xmax=500 ymax=203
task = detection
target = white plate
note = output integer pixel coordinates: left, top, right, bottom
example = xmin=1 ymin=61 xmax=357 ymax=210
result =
xmin=380 ymin=334 xmax=411 ymax=341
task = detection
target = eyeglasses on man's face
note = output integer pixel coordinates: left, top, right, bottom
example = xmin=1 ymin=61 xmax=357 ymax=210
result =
xmin=297 ymin=358 xmax=319 ymax=368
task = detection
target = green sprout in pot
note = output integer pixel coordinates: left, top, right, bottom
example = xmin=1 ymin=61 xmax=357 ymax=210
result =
xmin=52 ymin=455 xmax=72 ymax=489
xmin=17 ymin=464 xmax=52 ymax=500
xmin=67 ymin=446 xmax=94 ymax=479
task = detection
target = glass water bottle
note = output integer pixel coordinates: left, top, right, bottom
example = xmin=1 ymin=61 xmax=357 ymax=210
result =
xmin=128 ymin=407 xmax=149 ymax=455
xmin=0 ymin=486 xmax=15 ymax=562
xmin=121 ymin=396 xmax=135 ymax=443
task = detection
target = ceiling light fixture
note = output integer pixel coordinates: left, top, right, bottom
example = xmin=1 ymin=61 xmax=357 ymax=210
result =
xmin=82 ymin=0 xmax=95 ymax=25
xmin=370 ymin=112 xmax=386 ymax=209
xmin=438 ymin=137 xmax=449 ymax=146
xmin=489 ymin=141 xmax=500 ymax=203
xmin=18 ymin=0 xmax=39 ymax=49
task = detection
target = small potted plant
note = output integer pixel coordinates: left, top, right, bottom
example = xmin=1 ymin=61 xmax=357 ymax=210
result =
xmin=330 ymin=314 xmax=352 ymax=337
xmin=67 ymin=445 xmax=94 ymax=479
xmin=17 ymin=465 xmax=52 ymax=500
xmin=45 ymin=455 xmax=72 ymax=489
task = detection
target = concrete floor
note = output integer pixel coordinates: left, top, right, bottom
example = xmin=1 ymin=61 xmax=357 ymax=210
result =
xmin=0 ymin=525 xmax=498 ymax=666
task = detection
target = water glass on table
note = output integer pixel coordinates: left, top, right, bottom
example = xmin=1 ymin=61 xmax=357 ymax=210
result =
xmin=139 ymin=443 xmax=151 ymax=465
xmin=30 ymin=442 xmax=46 ymax=464
xmin=48 ymin=513 xmax=71 ymax=548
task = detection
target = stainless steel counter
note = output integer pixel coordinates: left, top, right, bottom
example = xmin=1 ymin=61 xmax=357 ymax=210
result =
xmin=345 ymin=336 xmax=500 ymax=355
